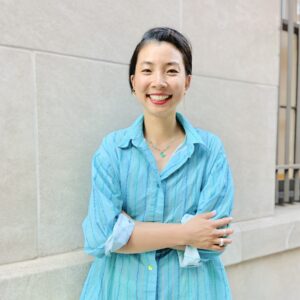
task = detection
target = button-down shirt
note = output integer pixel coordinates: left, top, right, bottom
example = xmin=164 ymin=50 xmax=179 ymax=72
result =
xmin=80 ymin=112 xmax=234 ymax=300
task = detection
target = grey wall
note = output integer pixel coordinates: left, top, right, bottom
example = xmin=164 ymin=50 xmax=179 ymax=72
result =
xmin=228 ymin=248 xmax=300 ymax=300
xmin=2 ymin=1 xmax=297 ymax=300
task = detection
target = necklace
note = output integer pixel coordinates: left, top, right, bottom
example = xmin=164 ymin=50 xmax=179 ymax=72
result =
xmin=147 ymin=136 xmax=180 ymax=158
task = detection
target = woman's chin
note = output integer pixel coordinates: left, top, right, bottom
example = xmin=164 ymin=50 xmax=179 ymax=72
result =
xmin=143 ymin=107 xmax=177 ymax=119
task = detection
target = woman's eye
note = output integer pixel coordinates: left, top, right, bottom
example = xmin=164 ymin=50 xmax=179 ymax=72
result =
xmin=167 ymin=69 xmax=179 ymax=74
xmin=141 ymin=69 xmax=151 ymax=73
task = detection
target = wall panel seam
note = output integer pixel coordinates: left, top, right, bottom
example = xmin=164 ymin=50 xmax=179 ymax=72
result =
xmin=32 ymin=51 xmax=40 ymax=258
xmin=0 ymin=44 xmax=129 ymax=66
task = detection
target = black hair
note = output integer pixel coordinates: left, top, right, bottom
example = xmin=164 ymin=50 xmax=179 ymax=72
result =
xmin=129 ymin=27 xmax=192 ymax=92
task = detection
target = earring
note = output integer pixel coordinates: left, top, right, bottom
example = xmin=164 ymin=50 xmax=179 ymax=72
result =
xmin=132 ymin=89 xmax=135 ymax=95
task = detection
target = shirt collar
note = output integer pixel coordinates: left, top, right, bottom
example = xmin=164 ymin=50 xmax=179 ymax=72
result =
xmin=117 ymin=112 xmax=208 ymax=152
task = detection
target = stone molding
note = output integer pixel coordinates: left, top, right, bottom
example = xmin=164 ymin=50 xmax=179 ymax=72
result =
xmin=222 ymin=203 xmax=300 ymax=266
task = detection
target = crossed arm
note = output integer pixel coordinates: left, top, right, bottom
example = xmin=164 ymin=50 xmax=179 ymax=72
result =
xmin=84 ymin=137 xmax=234 ymax=259
xmin=115 ymin=210 xmax=233 ymax=254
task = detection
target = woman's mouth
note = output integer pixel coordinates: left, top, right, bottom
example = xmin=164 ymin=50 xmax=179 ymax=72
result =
xmin=147 ymin=94 xmax=172 ymax=105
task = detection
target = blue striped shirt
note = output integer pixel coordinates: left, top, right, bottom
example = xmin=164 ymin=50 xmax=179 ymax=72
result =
xmin=80 ymin=112 xmax=234 ymax=300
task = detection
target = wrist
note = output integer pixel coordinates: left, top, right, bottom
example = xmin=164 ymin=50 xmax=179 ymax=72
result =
xmin=177 ymin=223 xmax=188 ymax=246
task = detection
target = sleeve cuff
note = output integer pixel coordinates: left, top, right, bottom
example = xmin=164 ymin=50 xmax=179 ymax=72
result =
xmin=104 ymin=213 xmax=135 ymax=256
xmin=177 ymin=214 xmax=201 ymax=268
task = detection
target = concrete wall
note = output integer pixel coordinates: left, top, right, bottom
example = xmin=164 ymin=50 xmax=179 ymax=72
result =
xmin=228 ymin=247 xmax=300 ymax=300
xmin=1 ymin=1 xmax=299 ymax=299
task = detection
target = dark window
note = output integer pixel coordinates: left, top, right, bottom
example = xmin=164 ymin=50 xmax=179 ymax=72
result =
xmin=276 ymin=0 xmax=300 ymax=204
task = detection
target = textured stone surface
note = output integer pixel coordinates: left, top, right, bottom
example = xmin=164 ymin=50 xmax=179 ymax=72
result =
xmin=35 ymin=53 xmax=141 ymax=255
xmin=275 ymin=204 xmax=300 ymax=250
xmin=182 ymin=0 xmax=280 ymax=85
xmin=239 ymin=218 xmax=291 ymax=261
xmin=0 ymin=0 xmax=179 ymax=63
xmin=223 ymin=205 xmax=300 ymax=267
xmin=0 ymin=47 xmax=37 ymax=264
xmin=0 ymin=251 xmax=92 ymax=300
xmin=179 ymin=75 xmax=277 ymax=221
xmin=1 ymin=1 xmax=299 ymax=299
xmin=221 ymin=223 xmax=242 ymax=266
xmin=288 ymin=220 xmax=300 ymax=249
xmin=227 ymin=247 xmax=300 ymax=300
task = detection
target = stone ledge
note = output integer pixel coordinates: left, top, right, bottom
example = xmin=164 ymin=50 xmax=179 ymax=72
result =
xmin=0 ymin=251 xmax=92 ymax=300
xmin=0 ymin=250 xmax=92 ymax=280
xmin=222 ymin=203 xmax=300 ymax=266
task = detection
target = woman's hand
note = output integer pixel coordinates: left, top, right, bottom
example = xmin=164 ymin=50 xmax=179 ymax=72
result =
xmin=120 ymin=209 xmax=233 ymax=252
xmin=182 ymin=211 xmax=233 ymax=251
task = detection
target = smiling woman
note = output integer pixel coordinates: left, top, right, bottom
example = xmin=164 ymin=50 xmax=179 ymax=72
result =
xmin=80 ymin=27 xmax=234 ymax=300
xmin=130 ymin=41 xmax=190 ymax=118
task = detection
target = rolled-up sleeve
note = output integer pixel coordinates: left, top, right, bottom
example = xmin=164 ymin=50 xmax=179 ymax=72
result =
xmin=177 ymin=214 xmax=201 ymax=268
xmin=82 ymin=139 xmax=135 ymax=258
xmin=104 ymin=213 xmax=135 ymax=256
xmin=178 ymin=138 xmax=234 ymax=265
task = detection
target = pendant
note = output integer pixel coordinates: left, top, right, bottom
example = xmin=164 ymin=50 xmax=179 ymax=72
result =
xmin=160 ymin=152 xmax=166 ymax=158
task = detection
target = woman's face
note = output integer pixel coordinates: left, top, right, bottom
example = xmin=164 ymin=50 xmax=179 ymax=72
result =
xmin=131 ymin=41 xmax=191 ymax=118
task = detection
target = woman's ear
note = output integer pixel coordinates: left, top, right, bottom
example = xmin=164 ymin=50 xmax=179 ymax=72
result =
xmin=130 ymin=75 xmax=135 ymax=91
xmin=185 ymin=75 xmax=192 ymax=91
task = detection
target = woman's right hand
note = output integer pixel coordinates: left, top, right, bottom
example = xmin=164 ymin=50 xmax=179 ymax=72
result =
xmin=182 ymin=211 xmax=234 ymax=251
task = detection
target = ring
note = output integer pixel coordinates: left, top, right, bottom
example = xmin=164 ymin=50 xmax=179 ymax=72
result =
xmin=219 ymin=238 xmax=224 ymax=247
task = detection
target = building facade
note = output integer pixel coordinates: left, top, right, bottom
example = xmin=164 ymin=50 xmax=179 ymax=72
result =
xmin=0 ymin=1 xmax=299 ymax=299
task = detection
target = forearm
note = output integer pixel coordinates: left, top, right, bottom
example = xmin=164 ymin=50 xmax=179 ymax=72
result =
xmin=115 ymin=221 xmax=185 ymax=254
xmin=172 ymin=245 xmax=185 ymax=251
xmin=115 ymin=210 xmax=233 ymax=255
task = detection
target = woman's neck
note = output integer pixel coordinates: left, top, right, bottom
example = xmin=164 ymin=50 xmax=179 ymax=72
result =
xmin=143 ymin=112 xmax=185 ymax=145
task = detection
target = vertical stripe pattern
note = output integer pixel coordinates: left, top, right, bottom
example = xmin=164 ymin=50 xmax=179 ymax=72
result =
xmin=80 ymin=112 xmax=234 ymax=300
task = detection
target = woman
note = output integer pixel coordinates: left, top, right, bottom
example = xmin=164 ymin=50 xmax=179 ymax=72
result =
xmin=80 ymin=27 xmax=234 ymax=300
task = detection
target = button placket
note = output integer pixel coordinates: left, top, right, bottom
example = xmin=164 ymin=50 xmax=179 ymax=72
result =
xmin=154 ymin=179 xmax=165 ymax=222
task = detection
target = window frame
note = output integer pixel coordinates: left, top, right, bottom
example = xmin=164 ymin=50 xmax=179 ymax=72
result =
xmin=276 ymin=0 xmax=300 ymax=205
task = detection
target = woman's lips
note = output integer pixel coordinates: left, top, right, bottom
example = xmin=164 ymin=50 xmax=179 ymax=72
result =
xmin=147 ymin=94 xmax=172 ymax=105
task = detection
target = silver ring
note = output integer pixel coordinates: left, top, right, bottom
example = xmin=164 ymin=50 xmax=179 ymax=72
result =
xmin=219 ymin=238 xmax=224 ymax=247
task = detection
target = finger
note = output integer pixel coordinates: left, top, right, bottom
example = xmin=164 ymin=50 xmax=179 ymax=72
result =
xmin=216 ymin=228 xmax=234 ymax=237
xmin=214 ymin=238 xmax=232 ymax=247
xmin=212 ymin=217 xmax=233 ymax=228
xmin=200 ymin=210 xmax=217 ymax=219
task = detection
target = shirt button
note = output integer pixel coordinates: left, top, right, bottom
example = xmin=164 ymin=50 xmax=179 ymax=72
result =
xmin=148 ymin=265 xmax=153 ymax=271
xmin=157 ymin=183 xmax=160 ymax=188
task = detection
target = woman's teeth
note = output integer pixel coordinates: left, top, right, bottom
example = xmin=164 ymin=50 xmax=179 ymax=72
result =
xmin=149 ymin=95 xmax=171 ymax=101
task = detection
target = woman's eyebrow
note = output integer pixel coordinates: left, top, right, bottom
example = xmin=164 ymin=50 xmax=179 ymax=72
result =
xmin=140 ymin=61 xmax=180 ymax=66
xmin=166 ymin=62 xmax=180 ymax=66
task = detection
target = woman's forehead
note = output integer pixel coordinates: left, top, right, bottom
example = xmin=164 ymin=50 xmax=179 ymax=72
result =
xmin=137 ymin=41 xmax=184 ymax=65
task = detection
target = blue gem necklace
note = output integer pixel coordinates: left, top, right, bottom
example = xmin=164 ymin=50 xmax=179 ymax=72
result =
xmin=148 ymin=136 xmax=179 ymax=158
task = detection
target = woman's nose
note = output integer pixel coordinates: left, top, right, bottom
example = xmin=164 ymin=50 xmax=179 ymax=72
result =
xmin=152 ymin=72 xmax=167 ymax=88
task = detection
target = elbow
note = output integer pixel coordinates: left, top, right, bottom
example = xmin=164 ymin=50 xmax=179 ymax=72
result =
xmin=83 ymin=244 xmax=106 ymax=258
xmin=82 ymin=214 xmax=135 ymax=258
xmin=82 ymin=219 xmax=108 ymax=258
